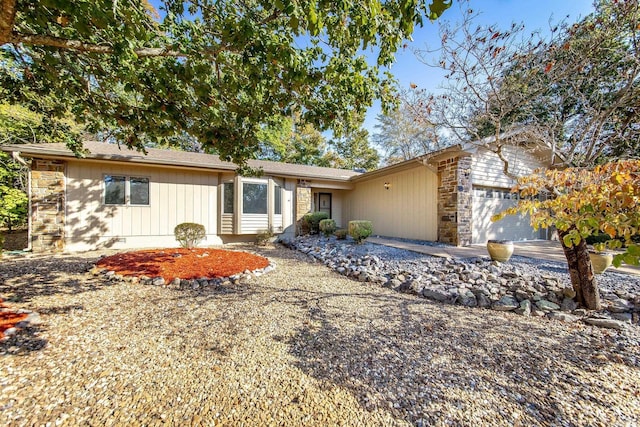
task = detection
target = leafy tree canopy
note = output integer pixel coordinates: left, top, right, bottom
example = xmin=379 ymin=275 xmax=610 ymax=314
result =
xmin=373 ymin=87 xmax=443 ymax=165
xmin=257 ymin=113 xmax=380 ymax=171
xmin=329 ymin=128 xmax=380 ymax=171
xmin=493 ymin=160 xmax=640 ymax=309
xmin=0 ymin=0 xmax=452 ymax=171
xmin=411 ymin=0 xmax=639 ymax=170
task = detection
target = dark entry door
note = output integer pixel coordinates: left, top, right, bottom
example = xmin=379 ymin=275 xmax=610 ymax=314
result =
xmin=318 ymin=193 xmax=332 ymax=218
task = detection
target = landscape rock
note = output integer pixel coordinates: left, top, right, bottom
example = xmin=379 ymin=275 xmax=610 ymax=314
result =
xmin=514 ymin=299 xmax=532 ymax=316
xmin=283 ymin=235 xmax=640 ymax=330
xmin=584 ymin=317 xmax=627 ymax=330
xmin=492 ymin=295 xmax=519 ymax=311
xmin=535 ymin=300 xmax=561 ymax=312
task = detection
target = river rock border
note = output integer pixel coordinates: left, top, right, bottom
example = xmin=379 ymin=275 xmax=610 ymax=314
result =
xmin=89 ymin=251 xmax=276 ymax=291
xmin=282 ymin=236 xmax=639 ymax=331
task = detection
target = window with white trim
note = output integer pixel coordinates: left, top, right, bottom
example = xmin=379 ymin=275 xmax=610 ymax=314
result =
xmin=104 ymin=175 xmax=149 ymax=206
xmin=242 ymin=182 xmax=268 ymax=214
xmin=223 ymin=182 xmax=234 ymax=214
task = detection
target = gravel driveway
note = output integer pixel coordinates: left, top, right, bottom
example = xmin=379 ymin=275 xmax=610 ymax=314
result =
xmin=1 ymin=245 xmax=639 ymax=426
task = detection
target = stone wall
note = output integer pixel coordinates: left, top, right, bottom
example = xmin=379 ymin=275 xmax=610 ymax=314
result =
xmin=30 ymin=159 xmax=66 ymax=252
xmin=295 ymin=184 xmax=312 ymax=235
xmin=437 ymin=155 xmax=472 ymax=246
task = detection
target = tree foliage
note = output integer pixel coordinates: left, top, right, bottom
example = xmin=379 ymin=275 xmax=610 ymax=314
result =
xmin=329 ymin=128 xmax=380 ymax=171
xmin=257 ymin=114 xmax=333 ymax=167
xmin=0 ymin=0 xmax=452 ymax=170
xmin=494 ymin=160 xmax=640 ymax=308
xmin=411 ymin=0 xmax=639 ymax=171
xmin=373 ymin=87 xmax=443 ymax=165
xmin=258 ymin=114 xmax=379 ymax=170
xmin=0 ymin=184 xmax=27 ymax=231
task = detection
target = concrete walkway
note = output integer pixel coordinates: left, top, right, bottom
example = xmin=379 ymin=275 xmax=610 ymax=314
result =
xmin=368 ymin=237 xmax=640 ymax=276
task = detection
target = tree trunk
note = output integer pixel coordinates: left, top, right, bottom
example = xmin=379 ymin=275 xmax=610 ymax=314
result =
xmin=558 ymin=228 xmax=601 ymax=310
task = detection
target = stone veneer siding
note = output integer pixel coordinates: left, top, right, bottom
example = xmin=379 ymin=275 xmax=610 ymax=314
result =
xmin=30 ymin=159 xmax=66 ymax=252
xmin=295 ymin=184 xmax=312 ymax=235
xmin=437 ymin=155 xmax=472 ymax=246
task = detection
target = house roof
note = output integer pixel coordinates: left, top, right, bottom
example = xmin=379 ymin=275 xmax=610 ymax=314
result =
xmin=351 ymin=144 xmax=465 ymax=182
xmin=1 ymin=141 xmax=361 ymax=181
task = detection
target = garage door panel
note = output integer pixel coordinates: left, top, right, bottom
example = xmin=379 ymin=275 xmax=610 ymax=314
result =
xmin=472 ymin=187 xmax=540 ymax=243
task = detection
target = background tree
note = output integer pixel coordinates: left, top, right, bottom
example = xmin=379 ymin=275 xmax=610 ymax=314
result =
xmin=0 ymin=0 xmax=452 ymax=171
xmin=412 ymin=0 xmax=639 ymax=173
xmin=329 ymin=129 xmax=380 ymax=171
xmin=257 ymin=114 xmax=333 ymax=167
xmin=494 ymin=160 xmax=640 ymax=309
xmin=408 ymin=0 xmax=638 ymax=310
xmin=372 ymin=88 xmax=442 ymax=165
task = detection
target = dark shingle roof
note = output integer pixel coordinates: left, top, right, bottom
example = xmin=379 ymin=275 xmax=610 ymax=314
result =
xmin=2 ymin=141 xmax=361 ymax=181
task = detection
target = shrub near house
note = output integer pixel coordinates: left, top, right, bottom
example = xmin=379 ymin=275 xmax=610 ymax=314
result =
xmin=319 ymin=219 xmax=337 ymax=236
xmin=349 ymin=220 xmax=373 ymax=244
xmin=302 ymin=212 xmax=330 ymax=234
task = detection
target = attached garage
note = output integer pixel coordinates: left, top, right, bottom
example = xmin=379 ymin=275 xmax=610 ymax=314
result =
xmin=470 ymin=144 xmax=551 ymax=244
xmin=471 ymin=186 xmax=542 ymax=244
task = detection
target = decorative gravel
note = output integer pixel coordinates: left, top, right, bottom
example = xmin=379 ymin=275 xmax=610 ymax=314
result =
xmin=1 ymin=245 xmax=639 ymax=426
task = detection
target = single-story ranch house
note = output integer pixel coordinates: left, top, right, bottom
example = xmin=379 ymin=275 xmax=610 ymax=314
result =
xmin=2 ymin=140 xmax=554 ymax=252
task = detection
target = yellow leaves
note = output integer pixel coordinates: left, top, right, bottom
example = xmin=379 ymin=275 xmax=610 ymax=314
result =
xmin=495 ymin=160 xmax=640 ymax=246
xmin=602 ymin=224 xmax=617 ymax=238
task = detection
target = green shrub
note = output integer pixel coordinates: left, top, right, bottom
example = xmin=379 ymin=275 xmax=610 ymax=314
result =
xmin=174 ymin=222 xmax=206 ymax=248
xmin=319 ymin=219 xmax=337 ymax=236
xmin=256 ymin=227 xmax=275 ymax=246
xmin=334 ymin=229 xmax=348 ymax=240
xmin=348 ymin=220 xmax=373 ymax=244
xmin=302 ymin=211 xmax=329 ymax=234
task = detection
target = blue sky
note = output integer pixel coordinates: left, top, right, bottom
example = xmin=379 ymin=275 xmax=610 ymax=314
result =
xmin=362 ymin=0 xmax=596 ymax=134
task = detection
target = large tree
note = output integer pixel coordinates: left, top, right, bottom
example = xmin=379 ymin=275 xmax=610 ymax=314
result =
xmin=329 ymin=128 xmax=380 ymax=171
xmin=412 ymin=0 xmax=639 ymax=172
xmin=372 ymin=87 xmax=442 ymax=165
xmin=410 ymin=0 xmax=639 ymax=309
xmin=0 ymin=0 xmax=452 ymax=171
xmin=257 ymin=114 xmax=333 ymax=167
xmin=494 ymin=160 xmax=640 ymax=309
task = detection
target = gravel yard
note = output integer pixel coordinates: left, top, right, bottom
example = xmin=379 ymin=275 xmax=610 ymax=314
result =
xmin=1 ymin=245 xmax=639 ymax=426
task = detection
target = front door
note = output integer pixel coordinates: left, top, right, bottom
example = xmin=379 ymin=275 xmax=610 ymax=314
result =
xmin=318 ymin=193 xmax=332 ymax=218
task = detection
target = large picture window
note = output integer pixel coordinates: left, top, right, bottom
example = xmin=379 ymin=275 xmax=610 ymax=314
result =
xmin=104 ymin=175 xmax=149 ymax=206
xmin=242 ymin=183 xmax=267 ymax=214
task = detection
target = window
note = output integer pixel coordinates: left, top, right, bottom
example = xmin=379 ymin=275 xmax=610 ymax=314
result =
xmin=274 ymin=185 xmax=282 ymax=215
xmin=104 ymin=175 xmax=126 ymax=205
xmin=243 ymin=182 xmax=267 ymax=214
xmin=104 ymin=175 xmax=149 ymax=206
xmin=130 ymin=177 xmax=149 ymax=205
xmin=223 ymin=182 xmax=234 ymax=214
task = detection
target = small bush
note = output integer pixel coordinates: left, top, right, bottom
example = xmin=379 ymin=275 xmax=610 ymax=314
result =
xmin=334 ymin=229 xmax=348 ymax=240
xmin=174 ymin=223 xmax=206 ymax=248
xmin=302 ymin=211 xmax=329 ymax=234
xmin=256 ymin=227 xmax=275 ymax=246
xmin=319 ymin=219 xmax=337 ymax=236
xmin=348 ymin=220 xmax=373 ymax=244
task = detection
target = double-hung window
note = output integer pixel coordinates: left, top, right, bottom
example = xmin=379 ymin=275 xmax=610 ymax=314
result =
xmin=104 ymin=175 xmax=150 ymax=206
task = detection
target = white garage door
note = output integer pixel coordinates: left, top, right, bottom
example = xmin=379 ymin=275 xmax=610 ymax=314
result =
xmin=472 ymin=186 xmax=541 ymax=244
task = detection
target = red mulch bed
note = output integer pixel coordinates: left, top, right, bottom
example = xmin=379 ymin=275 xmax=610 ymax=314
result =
xmin=96 ymin=248 xmax=270 ymax=282
xmin=1 ymin=300 xmax=28 ymax=340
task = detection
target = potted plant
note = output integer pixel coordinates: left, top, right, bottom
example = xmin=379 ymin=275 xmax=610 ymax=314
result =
xmin=487 ymin=239 xmax=514 ymax=262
